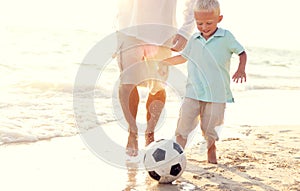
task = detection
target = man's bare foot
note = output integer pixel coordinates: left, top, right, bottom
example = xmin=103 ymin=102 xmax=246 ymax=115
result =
xmin=126 ymin=132 xmax=138 ymax=156
xmin=145 ymin=132 xmax=154 ymax=146
xmin=207 ymin=143 xmax=217 ymax=164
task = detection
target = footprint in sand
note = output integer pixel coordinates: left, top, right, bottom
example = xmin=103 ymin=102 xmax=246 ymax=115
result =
xmin=236 ymin=165 xmax=246 ymax=172
xmin=256 ymin=134 xmax=270 ymax=139
xmin=222 ymin=138 xmax=240 ymax=141
xmin=242 ymin=129 xmax=252 ymax=136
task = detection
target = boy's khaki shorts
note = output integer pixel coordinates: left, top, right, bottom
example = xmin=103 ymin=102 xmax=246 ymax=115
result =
xmin=117 ymin=32 xmax=172 ymax=94
xmin=175 ymin=98 xmax=226 ymax=146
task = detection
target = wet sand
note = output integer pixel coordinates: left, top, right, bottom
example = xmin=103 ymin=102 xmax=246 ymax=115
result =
xmin=1 ymin=90 xmax=300 ymax=191
xmin=1 ymin=124 xmax=299 ymax=191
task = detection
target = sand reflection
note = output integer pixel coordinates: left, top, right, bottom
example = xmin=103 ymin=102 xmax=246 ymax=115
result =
xmin=123 ymin=161 xmax=198 ymax=191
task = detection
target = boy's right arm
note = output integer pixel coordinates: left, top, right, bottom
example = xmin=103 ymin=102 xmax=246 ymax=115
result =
xmin=163 ymin=55 xmax=187 ymax=66
xmin=158 ymin=55 xmax=187 ymax=76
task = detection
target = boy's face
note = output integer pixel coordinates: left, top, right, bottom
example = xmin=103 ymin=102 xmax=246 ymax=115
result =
xmin=194 ymin=10 xmax=223 ymax=40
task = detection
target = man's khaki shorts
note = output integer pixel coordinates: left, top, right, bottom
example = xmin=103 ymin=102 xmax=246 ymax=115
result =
xmin=117 ymin=32 xmax=172 ymax=94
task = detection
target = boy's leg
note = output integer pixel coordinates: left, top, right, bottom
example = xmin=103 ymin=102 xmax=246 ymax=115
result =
xmin=176 ymin=134 xmax=188 ymax=149
xmin=207 ymin=141 xmax=217 ymax=164
xmin=175 ymin=98 xmax=201 ymax=149
xmin=200 ymin=102 xmax=225 ymax=164
xmin=119 ymin=84 xmax=139 ymax=156
xmin=145 ymin=89 xmax=166 ymax=146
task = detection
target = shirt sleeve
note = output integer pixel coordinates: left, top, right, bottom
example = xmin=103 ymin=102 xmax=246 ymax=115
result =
xmin=181 ymin=37 xmax=193 ymax=59
xmin=226 ymin=30 xmax=245 ymax=55
xmin=178 ymin=0 xmax=196 ymax=39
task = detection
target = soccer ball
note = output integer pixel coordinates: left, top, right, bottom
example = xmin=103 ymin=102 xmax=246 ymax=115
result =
xmin=143 ymin=139 xmax=186 ymax=183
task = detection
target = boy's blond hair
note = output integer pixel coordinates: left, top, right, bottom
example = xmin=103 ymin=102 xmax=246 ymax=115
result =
xmin=194 ymin=0 xmax=221 ymax=15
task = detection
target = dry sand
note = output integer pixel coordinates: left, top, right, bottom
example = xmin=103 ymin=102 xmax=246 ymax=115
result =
xmin=182 ymin=125 xmax=300 ymax=191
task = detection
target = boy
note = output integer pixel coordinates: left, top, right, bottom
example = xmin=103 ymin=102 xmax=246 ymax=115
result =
xmin=159 ymin=0 xmax=247 ymax=164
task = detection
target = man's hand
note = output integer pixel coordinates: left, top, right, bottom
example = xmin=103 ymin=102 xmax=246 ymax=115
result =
xmin=171 ymin=34 xmax=187 ymax=52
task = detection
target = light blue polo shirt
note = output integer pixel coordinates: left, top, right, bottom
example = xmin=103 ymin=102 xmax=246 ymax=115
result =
xmin=181 ymin=28 xmax=245 ymax=103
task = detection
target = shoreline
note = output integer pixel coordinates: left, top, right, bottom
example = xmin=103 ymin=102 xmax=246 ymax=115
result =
xmin=1 ymin=89 xmax=300 ymax=146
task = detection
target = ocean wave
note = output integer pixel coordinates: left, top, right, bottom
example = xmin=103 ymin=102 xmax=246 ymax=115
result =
xmin=248 ymin=73 xmax=300 ymax=79
xmin=11 ymin=81 xmax=74 ymax=93
xmin=244 ymin=85 xmax=300 ymax=91
xmin=0 ymin=126 xmax=78 ymax=145
xmin=231 ymin=79 xmax=300 ymax=92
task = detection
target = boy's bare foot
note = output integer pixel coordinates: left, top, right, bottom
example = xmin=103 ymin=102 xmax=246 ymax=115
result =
xmin=207 ymin=143 xmax=217 ymax=164
xmin=176 ymin=135 xmax=187 ymax=149
xmin=126 ymin=132 xmax=138 ymax=156
xmin=145 ymin=132 xmax=154 ymax=146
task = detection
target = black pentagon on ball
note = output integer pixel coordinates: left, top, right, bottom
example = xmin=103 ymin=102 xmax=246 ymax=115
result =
xmin=173 ymin=142 xmax=183 ymax=154
xmin=170 ymin=163 xmax=182 ymax=176
xmin=148 ymin=171 xmax=161 ymax=181
xmin=152 ymin=148 xmax=166 ymax=162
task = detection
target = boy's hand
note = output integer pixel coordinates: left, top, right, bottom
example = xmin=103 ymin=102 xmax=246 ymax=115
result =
xmin=233 ymin=52 xmax=247 ymax=83
xmin=232 ymin=71 xmax=246 ymax=83
xmin=158 ymin=61 xmax=168 ymax=78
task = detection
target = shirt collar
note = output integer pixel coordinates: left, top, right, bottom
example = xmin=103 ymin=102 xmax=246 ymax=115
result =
xmin=193 ymin=28 xmax=225 ymax=39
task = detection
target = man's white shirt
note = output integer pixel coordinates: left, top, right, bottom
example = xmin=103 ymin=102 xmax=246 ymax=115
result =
xmin=116 ymin=0 xmax=196 ymax=44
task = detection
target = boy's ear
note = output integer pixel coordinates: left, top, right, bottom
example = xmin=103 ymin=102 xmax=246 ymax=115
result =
xmin=218 ymin=15 xmax=223 ymax=23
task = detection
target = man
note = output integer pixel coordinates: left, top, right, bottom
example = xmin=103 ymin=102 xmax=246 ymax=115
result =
xmin=116 ymin=0 xmax=196 ymax=156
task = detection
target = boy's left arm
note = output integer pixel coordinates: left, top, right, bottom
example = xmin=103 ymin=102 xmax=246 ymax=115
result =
xmin=232 ymin=51 xmax=247 ymax=83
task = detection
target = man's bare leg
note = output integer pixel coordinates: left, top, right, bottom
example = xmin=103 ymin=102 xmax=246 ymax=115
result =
xmin=145 ymin=89 xmax=166 ymax=146
xmin=119 ymin=84 xmax=139 ymax=156
xmin=126 ymin=132 xmax=138 ymax=156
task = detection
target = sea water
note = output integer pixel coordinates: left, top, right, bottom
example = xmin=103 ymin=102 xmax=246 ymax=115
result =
xmin=1 ymin=23 xmax=300 ymax=145
xmin=1 ymin=0 xmax=300 ymax=145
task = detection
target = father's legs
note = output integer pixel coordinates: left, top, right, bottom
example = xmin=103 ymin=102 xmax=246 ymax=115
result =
xmin=143 ymin=44 xmax=171 ymax=146
xmin=119 ymin=84 xmax=139 ymax=156
xmin=145 ymin=89 xmax=166 ymax=146
xmin=119 ymin=84 xmax=167 ymax=154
